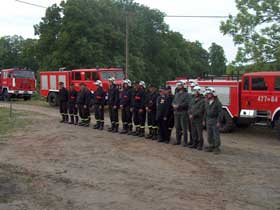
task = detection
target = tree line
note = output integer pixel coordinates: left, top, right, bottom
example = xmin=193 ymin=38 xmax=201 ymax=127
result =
xmin=2 ymin=0 xmax=228 ymax=86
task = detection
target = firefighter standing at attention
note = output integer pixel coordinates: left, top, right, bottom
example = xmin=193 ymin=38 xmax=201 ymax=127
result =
xmin=145 ymin=84 xmax=159 ymax=140
xmin=68 ymin=83 xmax=79 ymax=125
xmin=93 ymin=80 xmax=106 ymax=130
xmin=189 ymin=86 xmax=205 ymax=150
xmin=166 ymin=86 xmax=174 ymax=143
xmin=172 ymin=81 xmax=191 ymax=146
xmin=58 ymin=82 xmax=69 ymax=123
xmin=131 ymin=81 xmax=146 ymax=137
xmin=204 ymin=87 xmax=222 ymax=154
xmin=156 ymin=87 xmax=172 ymax=143
xmin=120 ymin=79 xmax=133 ymax=134
xmin=77 ymin=83 xmax=91 ymax=127
xmin=107 ymin=77 xmax=120 ymax=133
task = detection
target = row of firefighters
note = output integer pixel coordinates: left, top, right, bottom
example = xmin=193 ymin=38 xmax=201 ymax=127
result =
xmin=58 ymin=78 xmax=222 ymax=154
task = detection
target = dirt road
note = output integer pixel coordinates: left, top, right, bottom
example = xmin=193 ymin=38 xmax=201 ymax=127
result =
xmin=0 ymin=103 xmax=279 ymax=210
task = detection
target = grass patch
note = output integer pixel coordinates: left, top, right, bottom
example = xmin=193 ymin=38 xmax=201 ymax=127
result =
xmin=0 ymin=108 xmax=30 ymax=136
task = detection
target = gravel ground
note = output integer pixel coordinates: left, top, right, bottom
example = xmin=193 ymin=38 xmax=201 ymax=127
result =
xmin=0 ymin=103 xmax=279 ymax=210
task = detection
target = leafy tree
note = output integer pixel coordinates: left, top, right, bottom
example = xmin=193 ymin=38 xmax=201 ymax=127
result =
xmin=0 ymin=36 xmax=38 ymax=71
xmin=220 ymin=0 xmax=280 ymax=68
xmin=33 ymin=0 xmax=210 ymax=85
xmin=209 ymin=43 xmax=227 ymax=76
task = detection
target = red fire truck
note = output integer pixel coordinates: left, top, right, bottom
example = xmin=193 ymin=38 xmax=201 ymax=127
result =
xmin=0 ymin=68 xmax=36 ymax=101
xmin=167 ymin=71 xmax=280 ymax=135
xmin=40 ymin=68 xmax=124 ymax=106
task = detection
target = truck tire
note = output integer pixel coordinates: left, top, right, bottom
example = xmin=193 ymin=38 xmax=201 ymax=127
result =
xmin=274 ymin=117 xmax=280 ymax=140
xmin=219 ymin=109 xmax=234 ymax=133
xmin=48 ymin=92 xmax=58 ymax=106
xmin=23 ymin=96 xmax=31 ymax=101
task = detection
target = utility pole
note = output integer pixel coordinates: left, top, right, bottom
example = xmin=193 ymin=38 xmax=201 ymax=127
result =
xmin=125 ymin=13 xmax=129 ymax=79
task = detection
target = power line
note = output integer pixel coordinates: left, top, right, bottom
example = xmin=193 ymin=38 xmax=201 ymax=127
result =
xmin=15 ymin=0 xmax=47 ymax=9
xmin=14 ymin=0 xmax=232 ymax=19
xmin=165 ymin=15 xmax=230 ymax=19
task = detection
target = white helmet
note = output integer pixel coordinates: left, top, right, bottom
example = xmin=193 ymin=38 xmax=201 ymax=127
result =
xmin=108 ymin=77 xmax=115 ymax=84
xmin=176 ymin=80 xmax=184 ymax=87
xmin=123 ymin=79 xmax=132 ymax=87
xmin=193 ymin=86 xmax=202 ymax=94
xmin=95 ymin=80 xmax=102 ymax=86
xmin=206 ymin=87 xmax=217 ymax=96
xmin=190 ymin=82 xmax=198 ymax=88
xmin=139 ymin=81 xmax=146 ymax=88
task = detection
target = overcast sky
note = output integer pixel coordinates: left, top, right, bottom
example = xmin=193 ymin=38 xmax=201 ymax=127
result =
xmin=0 ymin=0 xmax=238 ymax=62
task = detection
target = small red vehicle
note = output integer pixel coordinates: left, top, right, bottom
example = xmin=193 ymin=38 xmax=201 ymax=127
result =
xmin=40 ymin=68 xmax=124 ymax=106
xmin=0 ymin=68 xmax=36 ymax=101
xmin=167 ymin=71 xmax=280 ymax=136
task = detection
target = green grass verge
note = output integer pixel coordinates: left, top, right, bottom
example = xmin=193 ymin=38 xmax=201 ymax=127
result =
xmin=0 ymin=108 xmax=30 ymax=136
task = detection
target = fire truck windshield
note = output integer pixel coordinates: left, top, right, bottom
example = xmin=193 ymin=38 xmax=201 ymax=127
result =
xmin=101 ymin=71 xmax=124 ymax=80
xmin=13 ymin=70 xmax=35 ymax=79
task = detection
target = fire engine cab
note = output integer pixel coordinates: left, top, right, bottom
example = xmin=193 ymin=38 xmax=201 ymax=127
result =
xmin=40 ymin=68 xmax=124 ymax=106
xmin=167 ymin=71 xmax=280 ymax=136
xmin=0 ymin=68 xmax=36 ymax=101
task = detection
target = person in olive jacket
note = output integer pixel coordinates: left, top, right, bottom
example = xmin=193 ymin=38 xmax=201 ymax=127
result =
xmin=204 ymin=87 xmax=222 ymax=154
xmin=58 ymin=82 xmax=69 ymax=123
xmin=189 ymin=86 xmax=205 ymax=150
xmin=172 ymin=81 xmax=191 ymax=147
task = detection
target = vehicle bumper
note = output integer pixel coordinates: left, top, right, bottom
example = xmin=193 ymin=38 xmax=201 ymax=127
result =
xmin=8 ymin=90 xmax=35 ymax=95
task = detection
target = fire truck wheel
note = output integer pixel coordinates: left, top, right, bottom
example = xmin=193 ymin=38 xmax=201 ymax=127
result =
xmin=274 ymin=117 xmax=280 ymax=140
xmin=23 ymin=96 xmax=31 ymax=101
xmin=219 ymin=110 xmax=234 ymax=133
xmin=48 ymin=92 xmax=58 ymax=106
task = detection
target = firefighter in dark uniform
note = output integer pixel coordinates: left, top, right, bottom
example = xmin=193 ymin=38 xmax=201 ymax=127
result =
xmin=68 ymin=83 xmax=78 ymax=125
xmin=166 ymin=86 xmax=174 ymax=143
xmin=131 ymin=81 xmax=146 ymax=137
xmin=77 ymin=83 xmax=91 ymax=127
xmin=145 ymin=84 xmax=159 ymax=139
xmin=93 ymin=80 xmax=106 ymax=130
xmin=189 ymin=86 xmax=205 ymax=150
xmin=120 ymin=79 xmax=133 ymax=134
xmin=156 ymin=87 xmax=172 ymax=143
xmin=107 ymin=77 xmax=120 ymax=133
xmin=58 ymin=82 xmax=69 ymax=123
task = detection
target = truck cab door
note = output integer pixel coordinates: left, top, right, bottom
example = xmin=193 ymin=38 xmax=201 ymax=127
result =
xmin=241 ymin=76 xmax=252 ymax=109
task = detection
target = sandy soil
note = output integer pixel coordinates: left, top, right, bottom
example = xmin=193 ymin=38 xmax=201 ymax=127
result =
xmin=0 ymin=103 xmax=279 ymax=210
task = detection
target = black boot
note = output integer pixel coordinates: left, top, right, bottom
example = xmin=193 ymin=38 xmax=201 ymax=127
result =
xmin=74 ymin=116 xmax=79 ymax=125
xmin=93 ymin=121 xmax=100 ymax=129
xmin=127 ymin=125 xmax=133 ymax=135
xmin=120 ymin=124 xmax=128 ymax=134
xmin=64 ymin=115 xmax=69 ymax=123
xmin=108 ymin=123 xmax=115 ymax=132
xmin=152 ymin=128 xmax=158 ymax=140
xmin=173 ymin=134 xmax=181 ymax=145
xmin=113 ymin=123 xmax=119 ymax=133
xmin=146 ymin=128 xmax=153 ymax=139
xmin=139 ymin=128 xmax=145 ymax=137
xmin=60 ymin=115 xmax=65 ymax=123
xmin=99 ymin=122 xmax=104 ymax=130
xmin=69 ymin=116 xmax=74 ymax=124
xmin=132 ymin=127 xmax=140 ymax=136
